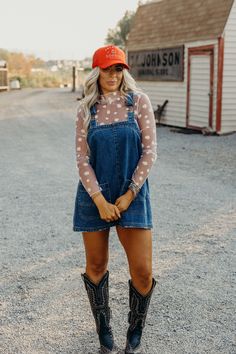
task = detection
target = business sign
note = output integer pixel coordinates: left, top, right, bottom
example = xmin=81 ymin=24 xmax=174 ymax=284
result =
xmin=128 ymin=46 xmax=184 ymax=81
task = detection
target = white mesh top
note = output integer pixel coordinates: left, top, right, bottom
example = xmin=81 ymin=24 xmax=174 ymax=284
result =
xmin=75 ymin=91 xmax=157 ymax=197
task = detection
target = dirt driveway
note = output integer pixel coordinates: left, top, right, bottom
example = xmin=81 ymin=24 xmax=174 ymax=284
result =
xmin=0 ymin=88 xmax=235 ymax=354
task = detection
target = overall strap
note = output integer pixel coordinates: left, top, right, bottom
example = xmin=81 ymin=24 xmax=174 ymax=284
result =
xmin=125 ymin=92 xmax=134 ymax=107
xmin=89 ymin=104 xmax=97 ymax=128
xmin=125 ymin=92 xmax=135 ymax=123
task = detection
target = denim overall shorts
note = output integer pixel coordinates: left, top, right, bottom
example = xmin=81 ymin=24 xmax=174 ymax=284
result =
xmin=73 ymin=92 xmax=153 ymax=232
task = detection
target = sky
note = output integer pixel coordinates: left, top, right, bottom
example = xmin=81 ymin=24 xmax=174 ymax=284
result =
xmin=0 ymin=0 xmax=143 ymax=61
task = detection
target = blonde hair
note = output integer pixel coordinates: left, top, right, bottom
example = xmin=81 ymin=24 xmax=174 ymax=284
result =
xmin=77 ymin=67 xmax=143 ymax=156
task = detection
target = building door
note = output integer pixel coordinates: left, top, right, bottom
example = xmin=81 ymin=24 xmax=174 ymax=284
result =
xmin=186 ymin=45 xmax=214 ymax=129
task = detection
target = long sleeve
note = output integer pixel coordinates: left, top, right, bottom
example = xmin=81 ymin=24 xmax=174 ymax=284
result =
xmin=75 ymin=107 xmax=102 ymax=197
xmin=131 ymin=93 xmax=157 ymax=189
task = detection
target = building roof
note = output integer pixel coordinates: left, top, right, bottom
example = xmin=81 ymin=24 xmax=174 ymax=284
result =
xmin=127 ymin=0 xmax=234 ymax=50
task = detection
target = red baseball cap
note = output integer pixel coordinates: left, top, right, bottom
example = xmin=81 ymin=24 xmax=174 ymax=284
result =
xmin=92 ymin=45 xmax=129 ymax=70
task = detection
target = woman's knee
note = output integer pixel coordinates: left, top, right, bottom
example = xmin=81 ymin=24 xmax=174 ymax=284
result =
xmin=131 ymin=265 xmax=152 ymax=286
xmin=86 ymin=258 xmax=108 ymax=276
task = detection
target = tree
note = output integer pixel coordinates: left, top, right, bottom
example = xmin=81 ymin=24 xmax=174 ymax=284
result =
xmin=0 ymin=49 xmax=44 ymax=75
xmin=0 ymin=48 xmax=10 ymax=61
xmin=105 ymin=10 xmax=136 ymax=49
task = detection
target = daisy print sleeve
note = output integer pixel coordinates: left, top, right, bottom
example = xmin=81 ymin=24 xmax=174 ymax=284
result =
xmin=131 ymin=93 xmax=157 ymax=190
xmin=75 ymin=106 xmax=102 ymax=197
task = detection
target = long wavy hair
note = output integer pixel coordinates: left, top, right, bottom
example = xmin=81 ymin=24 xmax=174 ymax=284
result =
xmin=77 ymin=67 xmax=143 ymax=155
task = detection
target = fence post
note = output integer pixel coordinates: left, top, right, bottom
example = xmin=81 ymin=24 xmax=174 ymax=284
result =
xmin=72 ymin=66 xmax=76 ymax=92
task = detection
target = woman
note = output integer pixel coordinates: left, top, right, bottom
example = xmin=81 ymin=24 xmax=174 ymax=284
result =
xmin=73 ymin=45 xmax=157 ymax=354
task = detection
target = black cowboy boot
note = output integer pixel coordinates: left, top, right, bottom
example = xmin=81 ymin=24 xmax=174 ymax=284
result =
xmin=81 ymin=270 xmax=120 ymax=353
xmin=125 ymin=278 xmax=157 ymax=354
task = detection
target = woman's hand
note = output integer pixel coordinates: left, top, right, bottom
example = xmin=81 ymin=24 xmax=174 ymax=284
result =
xmin=92 ymin=193 xmax=121 ymax=222
xmin=115 ymin=190 xmax=134 ymax=213
xmin=98 ymin=201 xmax=121 ymax=222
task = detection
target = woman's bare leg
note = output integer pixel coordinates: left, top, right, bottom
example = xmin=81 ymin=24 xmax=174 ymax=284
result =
xmin=116 ymin=225 xmax=153 ymax=295
xmin=82 ymin=229 xmax=110 ymax=284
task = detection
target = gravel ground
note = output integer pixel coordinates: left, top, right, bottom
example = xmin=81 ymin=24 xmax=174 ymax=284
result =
xmin=0 ymin=88 xmax=235 ymax=354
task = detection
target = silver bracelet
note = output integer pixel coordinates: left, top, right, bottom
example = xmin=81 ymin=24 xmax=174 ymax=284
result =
xmin=128 ymin=180 xmax=140 ymax=198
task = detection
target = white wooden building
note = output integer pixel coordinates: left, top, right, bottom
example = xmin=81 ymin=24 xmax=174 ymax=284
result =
xmin=127 ymin=0 xmax=236 ymax=135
